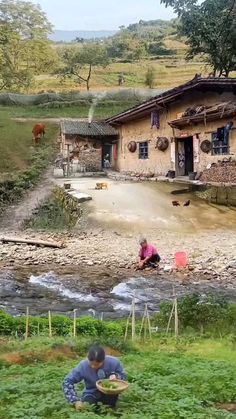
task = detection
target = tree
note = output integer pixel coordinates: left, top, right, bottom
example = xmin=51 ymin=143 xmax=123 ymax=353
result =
xmin=107 ymin=30 xmax=146 ymax=61
xmin=0 ymin=0 xmax=57 ymax=91
xmin=61 ymin=44 xmax=109 ymax=91
xmin=161 ymin=0 xmax=236 ymax=77
xmin=0 ymin=0 xmax=52 ymax=38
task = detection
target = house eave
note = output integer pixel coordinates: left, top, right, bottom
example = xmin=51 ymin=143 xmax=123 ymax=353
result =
xmin=106 ymin=77 xmax=236 ymax=125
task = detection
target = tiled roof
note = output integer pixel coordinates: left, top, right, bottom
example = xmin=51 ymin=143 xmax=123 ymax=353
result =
xmin=61 ymin=119 xmax=118 ymax=137
xmin=106 ymin=77 xmax=236 ymax=124
xmin=169 ymin=101 xmax=236 ymax=128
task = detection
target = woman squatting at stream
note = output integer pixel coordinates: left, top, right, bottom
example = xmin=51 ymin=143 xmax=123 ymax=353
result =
xmin=138 ymin=237 xmax=161 ymax=270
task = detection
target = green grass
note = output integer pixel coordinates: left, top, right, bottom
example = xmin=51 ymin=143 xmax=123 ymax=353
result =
xmin=0 ymin=337 xmax=236 ymax=418
xmin=32 ymin=58 xmax=206 ymax=93
xmin=0 ymin=102 xmax=136 ymax=120
xmin=0 ymin=109 xmax=58 ymax=177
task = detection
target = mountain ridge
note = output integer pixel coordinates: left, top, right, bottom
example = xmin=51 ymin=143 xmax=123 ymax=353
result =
xmin=50 ymin=30 xmax=117 ymax=42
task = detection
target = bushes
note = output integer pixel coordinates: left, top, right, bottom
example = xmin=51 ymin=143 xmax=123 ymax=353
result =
xmin=0 ymin=311 xmax=124 ymax=339
xmin=155 ymin=294 xmax=235 ymax=336
xmin=25 ymin=186 xmax=82 ymax=230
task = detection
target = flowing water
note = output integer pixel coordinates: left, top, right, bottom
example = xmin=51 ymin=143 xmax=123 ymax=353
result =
xmin=1 ymin=268 xmax=236 ymax=319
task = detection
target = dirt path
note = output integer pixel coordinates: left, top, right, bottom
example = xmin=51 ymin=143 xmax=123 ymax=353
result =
xmin=0 ymin=168 xmax=54 ymax=233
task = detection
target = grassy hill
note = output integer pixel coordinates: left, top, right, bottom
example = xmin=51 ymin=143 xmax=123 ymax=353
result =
xmin=0 ymin=336 xmax=235 ymax=418
xmin=0 ymin=110 xmax=58 ymax=178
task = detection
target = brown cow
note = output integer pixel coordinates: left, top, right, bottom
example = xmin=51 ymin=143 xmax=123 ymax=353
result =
xmin=32 ymin=123 xmax=45 ymax=144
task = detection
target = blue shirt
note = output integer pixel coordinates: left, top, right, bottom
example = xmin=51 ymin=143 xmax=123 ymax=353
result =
xmin=63 ymin=356 xmax=126 ymax=404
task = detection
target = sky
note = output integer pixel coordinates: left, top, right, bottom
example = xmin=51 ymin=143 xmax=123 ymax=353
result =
xmin=31 ymin=0 xmax=175 ymax=31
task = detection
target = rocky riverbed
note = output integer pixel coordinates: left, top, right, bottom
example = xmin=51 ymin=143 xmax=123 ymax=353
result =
xmin=0 ymin=226 xmax=236 ymax=285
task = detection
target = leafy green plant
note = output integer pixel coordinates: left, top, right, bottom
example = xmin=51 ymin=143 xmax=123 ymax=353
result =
xmin=0 ymin=339 xmax=236 ymax=418
xmin=0 ymin=311 xmax=124 ymax=340
xmin=155 ymin=294 xmax=233 ymax=335
xmin=25 ymin=186 xmax=82 ymax=231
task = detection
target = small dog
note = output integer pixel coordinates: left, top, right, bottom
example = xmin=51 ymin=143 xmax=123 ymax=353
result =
xmin=172 ymin=200 xmax=181 ymax=207
xmin=95 ymin=182 xmax=108 ymax=190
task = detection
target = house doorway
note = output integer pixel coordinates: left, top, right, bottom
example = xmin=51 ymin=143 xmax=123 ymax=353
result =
xmin=102 ymin=144 xmax=113 ymax=169
xmin=176 ymin=136 xmax=194 ymax=176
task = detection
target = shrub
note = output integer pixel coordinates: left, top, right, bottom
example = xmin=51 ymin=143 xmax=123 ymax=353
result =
xmin=25 ymin=186 xmax=82 ymax=231
xmin=155 ymin=294 xmax=232 ymax=335
xmin=0 ymin=311 xmax=124 ymax=339
xmin=145 ymin=67 xmax=156 ymax=88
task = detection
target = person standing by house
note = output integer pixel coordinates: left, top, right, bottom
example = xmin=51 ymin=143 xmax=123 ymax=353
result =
xmin=138 ymin=237 xmax=161 ymax=269
xmin=103 ymin=153 xmax=111 ymax=169
xmin=63 ymin=345 xmax=126 ymax=411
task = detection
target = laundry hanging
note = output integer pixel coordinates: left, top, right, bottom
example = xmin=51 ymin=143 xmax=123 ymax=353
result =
xmin=151 ymin=111 xmax=160 ymax=129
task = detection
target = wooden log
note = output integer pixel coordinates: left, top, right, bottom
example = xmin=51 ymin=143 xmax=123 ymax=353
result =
xmin=0 ymin=237 xmax=65 ymax=249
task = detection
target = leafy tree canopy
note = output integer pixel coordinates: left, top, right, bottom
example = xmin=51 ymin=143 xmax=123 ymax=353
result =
xmin=161 ymin=0 xmax=236 ymax=76
xmin=0 ymin=0 xmax=57 ymax=91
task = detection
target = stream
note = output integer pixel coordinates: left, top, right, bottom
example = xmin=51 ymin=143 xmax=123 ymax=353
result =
xmin=1 ymin=268 xmax=236 ymax=319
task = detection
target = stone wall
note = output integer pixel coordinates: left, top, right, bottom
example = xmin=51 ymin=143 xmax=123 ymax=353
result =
xmin=210 ymin=186 xmax=236 ymax=206
xmin=77 ymin=147 xmax=102 ymax=172
xmin=61 ymin=135 xmax=102 ymax=172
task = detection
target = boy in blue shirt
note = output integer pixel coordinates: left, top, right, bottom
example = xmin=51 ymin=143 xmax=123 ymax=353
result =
xmin=63 ymin=345 xmax=126 ymax=411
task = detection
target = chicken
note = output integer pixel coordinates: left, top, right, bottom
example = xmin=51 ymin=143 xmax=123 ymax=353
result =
xmin=172 ymin=200 xmax=181 ymax=207
xmin=183 ymin=200 xmax=191 ymax=207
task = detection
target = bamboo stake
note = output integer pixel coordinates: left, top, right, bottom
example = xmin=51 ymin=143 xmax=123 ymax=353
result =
xmin=48 ymin=311 xmax=52 ymax=338
xmin=139 ymin=310 xmax=145 ymax=337
xmin=166 ymin=300 xmax=175 ymax=334
xmin=25 ymin=307 xmax=29 ymax=341
xmin=174 ymin=297 xmax=179 ymax=338
xmin=144 ymin=305 xmax=148 ymax=341
xmin=124 ymin=311 xmax=132 ymax=341
xmin=37 ymin=322 xmax=40 ymax=336
xmin=146 ymin=305 xmax=152 ymax=339
xmin=131 ymin=297 xmax=136 ymax=342
xmin=73 ymin=309 xmax=77 ymax=338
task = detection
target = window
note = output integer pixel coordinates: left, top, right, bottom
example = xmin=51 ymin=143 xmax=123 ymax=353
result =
xmin=212 ymin=128 xmax=229 ymax=155
xmin=139 ymin=141 xmax=148 ymax=159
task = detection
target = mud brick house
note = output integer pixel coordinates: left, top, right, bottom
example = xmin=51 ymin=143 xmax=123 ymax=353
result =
xmin=60 ymin=119 xmax=118 ymax=172
xmin=107 ymin=77 xmax=236 ymax=179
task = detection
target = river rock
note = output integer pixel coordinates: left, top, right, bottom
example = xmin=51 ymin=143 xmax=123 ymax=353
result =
xmin=87 ymin=261 xmax=94 ymax=266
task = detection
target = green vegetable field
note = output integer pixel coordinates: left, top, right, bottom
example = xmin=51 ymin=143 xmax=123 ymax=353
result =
xmin=1 ymin=337 xmax=236 ymax=418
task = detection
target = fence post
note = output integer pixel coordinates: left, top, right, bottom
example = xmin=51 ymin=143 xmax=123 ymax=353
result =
xmin=174 ymin=297 xmax=179 ymax=338
xmin=131 ymin=297 xmax=136 ymax=342
xmin=48 ymin=311 xmax=52 ymax=338
xmin=25 ymin=307 xmax=29 ymax=341
xmin=73 ymin=309 xmax=77 ymax=338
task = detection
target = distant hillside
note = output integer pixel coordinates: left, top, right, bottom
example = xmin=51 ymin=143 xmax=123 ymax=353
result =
xmin=50 ymin=30 xmax=117 ymax=43
xmin=126 ymin=19 xmax=178 ymax=41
